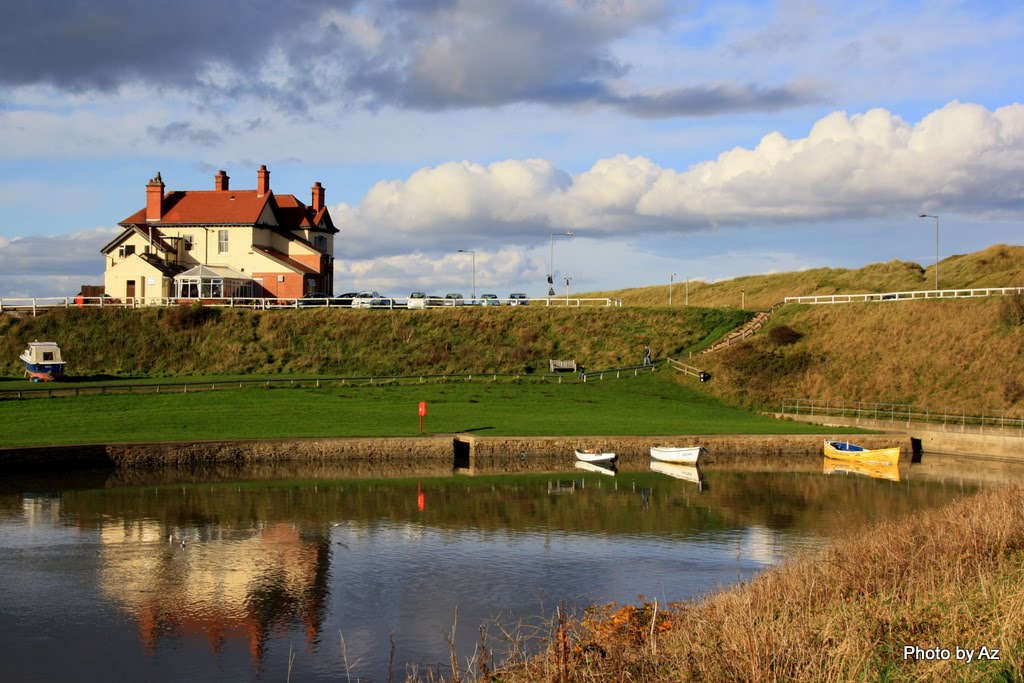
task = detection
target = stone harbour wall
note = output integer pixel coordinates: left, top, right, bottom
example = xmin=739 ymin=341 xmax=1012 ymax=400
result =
xmin=0 ymin=433 xmax=912 ymax=474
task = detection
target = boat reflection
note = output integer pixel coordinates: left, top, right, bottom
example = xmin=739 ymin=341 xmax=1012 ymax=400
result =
xmin=650 ymin=461 xmax=704 ymax=488
xmin=823 ymin=456 xmax=900 ymax=482
xmin=575 ymin=460 xmax=618 ymax=476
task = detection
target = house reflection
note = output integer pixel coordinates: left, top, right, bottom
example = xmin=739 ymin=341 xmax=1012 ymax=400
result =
xmin=97 ymin=520 xmax=331 ymax=665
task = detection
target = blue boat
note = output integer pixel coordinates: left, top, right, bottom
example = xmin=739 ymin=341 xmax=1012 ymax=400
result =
xmin=19 ymin=341 xmax=66 ymax=380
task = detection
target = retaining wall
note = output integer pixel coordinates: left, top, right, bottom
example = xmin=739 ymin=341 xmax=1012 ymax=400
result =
xmin=0 ymin=433 xmax=911 ymax=474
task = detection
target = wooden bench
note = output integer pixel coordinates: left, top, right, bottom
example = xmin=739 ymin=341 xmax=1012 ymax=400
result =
xmin=549 ymin=359 xmax=577 ymax=372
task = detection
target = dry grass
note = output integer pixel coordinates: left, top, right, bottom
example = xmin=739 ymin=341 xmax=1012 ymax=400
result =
xmin=584 ymin=244 xmax=1024 ymax=311
xmin=470 ymin=485 xmax=1024 ymax=683
xmin=702 ymin=297 xmax=1024 ymax=412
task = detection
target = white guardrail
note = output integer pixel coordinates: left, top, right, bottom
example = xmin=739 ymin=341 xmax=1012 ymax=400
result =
xmin=782 ymin=398 xmax=1024 ymax=433
xmin=0 ymin=295 xmax=623 ymax=313
xmin=784 ymin=286 xmax=1024 ymax=305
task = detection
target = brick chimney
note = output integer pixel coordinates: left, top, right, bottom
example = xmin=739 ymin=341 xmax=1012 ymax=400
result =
xmin=146 ymin=172 xmax=164 ymax=222
xmin=214 ymin=170 xmax=230 ymax=191
xmin=311 ymin=181 xmax=325 ymax=212
xmin=256 ymin=164 xmax=270 ymax=197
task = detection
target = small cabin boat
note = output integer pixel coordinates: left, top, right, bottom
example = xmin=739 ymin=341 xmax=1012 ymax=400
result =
xmin=19 ymin=341 xmax=66 ymax=380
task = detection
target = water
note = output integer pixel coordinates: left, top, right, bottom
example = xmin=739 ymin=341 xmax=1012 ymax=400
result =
xmin=0 ymin=456 xmax=1009 ymax=682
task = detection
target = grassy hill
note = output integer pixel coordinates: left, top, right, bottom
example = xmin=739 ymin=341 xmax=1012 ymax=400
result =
xmin=0 ymin=305 xmax=747 ymax=380
xmin=584 ymin=244 xmax=1024 ymax=310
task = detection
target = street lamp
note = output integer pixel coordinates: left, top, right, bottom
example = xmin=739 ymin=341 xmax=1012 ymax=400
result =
xmin=918 ymin=214 xmax=940 ymax=291
xmin=549 ymin=231 xmax=574 ymax=296
xmin=457 ymin=249 xmax=476 ymax=300
xmin=669 ymin=273 xmax=677 ymax=306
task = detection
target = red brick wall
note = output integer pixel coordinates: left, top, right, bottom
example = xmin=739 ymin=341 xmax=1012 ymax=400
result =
xmin=253 ymin=272 xmax=304 ymax=299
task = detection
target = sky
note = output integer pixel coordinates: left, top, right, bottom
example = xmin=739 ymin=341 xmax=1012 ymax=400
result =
xmin=0 ymin=0 xmax=1022 ymax=299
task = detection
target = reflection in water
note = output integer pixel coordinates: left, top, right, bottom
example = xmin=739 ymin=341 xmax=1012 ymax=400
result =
xmin=823 ymin=457 xmax=901 ymax=481
xmin=650 ymin=461 xmax=704 ymax=487
xmin=1 ymin=456 xmax=1019 ymax=682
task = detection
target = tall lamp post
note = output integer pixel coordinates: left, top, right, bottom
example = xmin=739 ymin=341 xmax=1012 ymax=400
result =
xmin=549 ymin=231 xmax=573 ymax=296
xmin=457 ymin=249 xmax=476 ymax=300
xmin=669 ymin=273 xmax=677 ymax=306
xmin=918 ymin=214 xmax=940 ymax=291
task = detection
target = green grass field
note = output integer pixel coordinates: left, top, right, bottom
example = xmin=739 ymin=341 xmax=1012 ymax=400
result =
xmin=0 ymin=372 xmax=833 ymax=447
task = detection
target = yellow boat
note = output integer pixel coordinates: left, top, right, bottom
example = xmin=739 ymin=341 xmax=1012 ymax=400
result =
xmin=823 ymin=440 xmax=900 ymax=465
xmin=823 ymin=457 xmax=900 ymax=482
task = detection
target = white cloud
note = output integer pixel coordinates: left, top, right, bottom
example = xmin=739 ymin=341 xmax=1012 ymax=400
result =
xmin=333 ymin=101 xmax=1024 ymax=256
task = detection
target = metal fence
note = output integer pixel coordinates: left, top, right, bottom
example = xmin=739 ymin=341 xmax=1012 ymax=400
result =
xmin=784 ymin=286 xmax=1024 ymax=305
xmin=0 ymin=364 xmax=656 ymax=400
xmin=0 ymin=295 xmax=623 ymax=315
xmin=781 ymin=398 xmax=1024 ymax=433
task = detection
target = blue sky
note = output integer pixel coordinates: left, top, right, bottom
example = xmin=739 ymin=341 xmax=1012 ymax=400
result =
xmin=0 ymin=0 xmax=1022 ymax=299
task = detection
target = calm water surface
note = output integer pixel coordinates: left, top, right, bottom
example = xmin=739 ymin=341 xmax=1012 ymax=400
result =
xmin=0 ymin=456 xmax=1012 ymax=682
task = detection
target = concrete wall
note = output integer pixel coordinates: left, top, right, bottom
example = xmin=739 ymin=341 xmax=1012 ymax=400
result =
xmin=777 ymin=413 xmax=1024 ymax=460
xmin=0 ymin=433 xmax=910 ymax=474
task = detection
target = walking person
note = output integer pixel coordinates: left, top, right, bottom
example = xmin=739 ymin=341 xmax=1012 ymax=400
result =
xmin=578 ymin=363 xmax=586 ymax=380
xmin=643 ymin=344 xmax=652 ymax=367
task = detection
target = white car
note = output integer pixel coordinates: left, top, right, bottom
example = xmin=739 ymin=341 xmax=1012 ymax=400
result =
xmin=350 ymin=291 xmax=381 ymax=308
xmin=407 ymin=292 xmax=428 ymax=309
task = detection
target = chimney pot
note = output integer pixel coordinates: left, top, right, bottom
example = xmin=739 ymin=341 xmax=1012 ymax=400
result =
xmin=146 ymin=172 xmax=165 ymax=222
xmin=214 ymin=170 xmax=230 ymax=191
xmin=311 ymin=181 xmax=325 ymax=212
xmin=257 ymin=165 xmax=270 ymax=196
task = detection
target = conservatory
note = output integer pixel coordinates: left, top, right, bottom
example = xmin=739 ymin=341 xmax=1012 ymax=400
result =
xmin=173 ymin=265 xmax=253 ymax=299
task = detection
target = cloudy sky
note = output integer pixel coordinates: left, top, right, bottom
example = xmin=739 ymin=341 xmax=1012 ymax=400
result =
xmin=1 ymin=0 xmax=1022 ymax=299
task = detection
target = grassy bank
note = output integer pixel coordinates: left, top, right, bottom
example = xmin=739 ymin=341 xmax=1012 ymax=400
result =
xmin=0 ymin=372 xmax=833 ymax=447
xmin=702 ymin=297 xmax=1024 ymax=412
xmin=585 ymin=244 xmax=1024 ymax=310
xmin=0 ymin=305 xmax=747 ymax=379
xmin=484 ymin=485 xmax=1024 ymax=682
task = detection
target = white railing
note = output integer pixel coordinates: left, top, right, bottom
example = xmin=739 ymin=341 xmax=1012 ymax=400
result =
xmin=781 ymin=398 xmax=1024 ymax=433
xmin=0 ymin=295 xmax=623 ymax=313
xmin=784 ymin=287 xmax=1024 ymax=305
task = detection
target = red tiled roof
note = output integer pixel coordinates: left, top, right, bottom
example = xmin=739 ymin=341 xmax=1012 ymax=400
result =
xmin=120 ymin=190 xmax=271 ymax=225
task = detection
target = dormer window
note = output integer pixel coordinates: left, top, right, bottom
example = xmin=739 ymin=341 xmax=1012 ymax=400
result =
xmin=314 ymin=235 xmax=327 ymax=252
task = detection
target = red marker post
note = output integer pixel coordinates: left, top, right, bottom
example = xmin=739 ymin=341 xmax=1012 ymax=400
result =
xmin=418 ymin=401 xmax=427 ymax=433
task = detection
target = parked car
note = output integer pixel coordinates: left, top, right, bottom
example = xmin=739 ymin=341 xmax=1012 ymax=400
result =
xmin=350 ymin=291 xmax=381 ymax=308
xmin=443 ymin=293 xmax=465 ymax=306
xmin=479 ymin=293 xmax=501 ymax=306
xmin=407 ymin=291 xmax=429 ymax=309
xmin=508 ymin=293 xmax=530 ymax=306
xmin=298 ymin=292 xmax=339 ymax=307
xmin=334 ymin=292 xmax=359 ymax=307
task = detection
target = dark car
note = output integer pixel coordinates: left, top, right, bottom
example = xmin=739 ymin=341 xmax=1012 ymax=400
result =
xmin=333 ymin=292 xmax=359 ymax=307
xmin=298 ymin=292 xmax=335 ymax=307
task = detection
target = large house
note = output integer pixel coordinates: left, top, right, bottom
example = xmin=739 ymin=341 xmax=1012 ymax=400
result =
xmin=102 ymin=166 xmax=337 ymax=301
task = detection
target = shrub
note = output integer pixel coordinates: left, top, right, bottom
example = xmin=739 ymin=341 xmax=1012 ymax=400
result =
xmin=161 ymin=302 xmax=220 ymax=331
xmin=768 ymin=324 xmax=803 ymax=345
xmin=999 ymin=294 xmax=1024 ymax=327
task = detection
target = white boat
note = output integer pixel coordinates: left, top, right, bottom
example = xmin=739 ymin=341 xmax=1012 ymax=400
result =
xmin=650 ymin=445 xmax=706 ymax=465
xmin=575 ymin=460 xmax=617 ymax=476
xmin=650 ymin=461 xmax=703 ymax=485
xmin=574 ymin=449 xmax=617 ymax=463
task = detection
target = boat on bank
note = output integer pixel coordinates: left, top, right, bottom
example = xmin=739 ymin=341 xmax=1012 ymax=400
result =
xmin=650 ymin=445 xmax=706 ymax=465
xmin=823 ymin=440 xmax=900 ymax=465
xmin=650 ymin=461 xmax=704 ymax=486
xmin=19 ymin=341 xmax=66 ymax=381
xmin=823 ymin=457 xmax=900 ymax=482
xmin=574 ymin=449 xmax=617 ymax=463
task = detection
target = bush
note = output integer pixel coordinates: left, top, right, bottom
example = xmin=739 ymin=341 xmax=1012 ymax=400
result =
xmin=161 ymin=302 xmax=220 ymax=331
xmin=999 ymin=294 xmax=1024 ymax=327
xmin=768 ymin=325 xmax=803 ymax=345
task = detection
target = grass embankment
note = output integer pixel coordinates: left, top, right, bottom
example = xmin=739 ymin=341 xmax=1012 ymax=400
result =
xmin=0 ymin=305 xmax=746 ymax=381
xmin=585 ymin=244 xmax=1024 ymax=310
xmin=702 ymin=296 xmax=1024 ymax=412
xmin=0 ymin=372 xmax=830 ymax=448
xmin=487 ymin=485 xmax=1024 ymax=683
